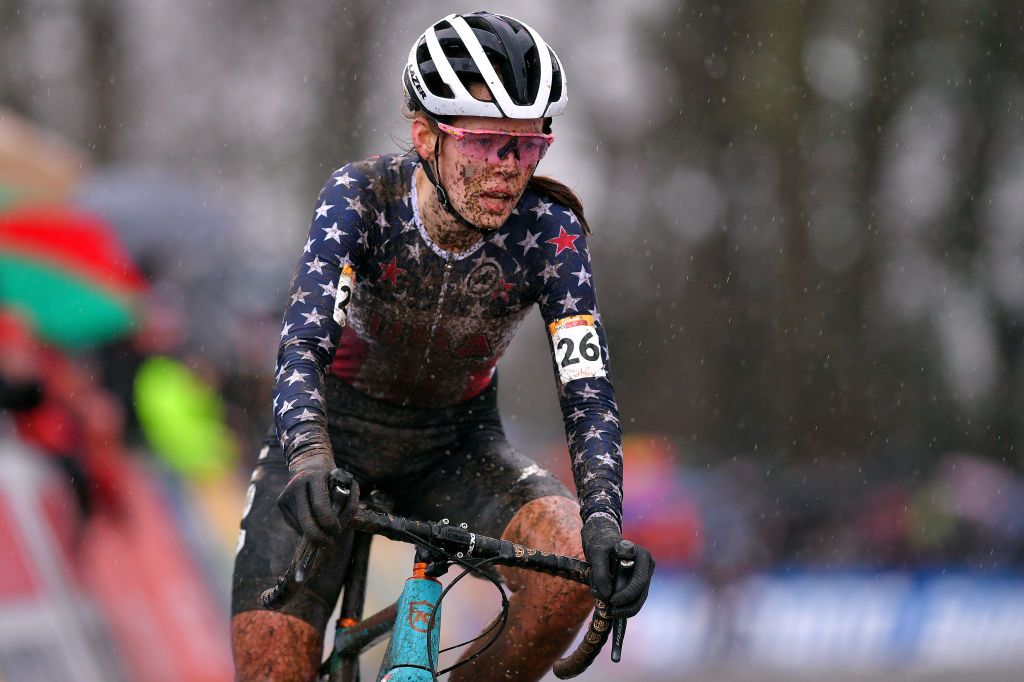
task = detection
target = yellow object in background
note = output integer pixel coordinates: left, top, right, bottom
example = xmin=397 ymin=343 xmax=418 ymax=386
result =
xmin=134 ymin=356 xmax=238 ymax=480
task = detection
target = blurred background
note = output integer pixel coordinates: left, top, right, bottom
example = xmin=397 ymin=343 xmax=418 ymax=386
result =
xmin=3 ymin=1 xmax=1024 ymax=680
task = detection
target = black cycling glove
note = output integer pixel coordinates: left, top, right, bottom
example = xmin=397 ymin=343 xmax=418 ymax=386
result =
xmin=581 ymin=516 xmax=655 ymax=619
xmin=276 ymin=444 xmax=359 ymax=546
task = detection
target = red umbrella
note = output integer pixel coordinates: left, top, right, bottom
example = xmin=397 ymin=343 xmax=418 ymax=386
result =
xmin=0 ymin=208 xmax=146 ymax=348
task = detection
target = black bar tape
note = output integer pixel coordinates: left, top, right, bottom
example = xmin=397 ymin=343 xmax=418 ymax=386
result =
xmin=552 ymin=600 xmax=613 ymax=679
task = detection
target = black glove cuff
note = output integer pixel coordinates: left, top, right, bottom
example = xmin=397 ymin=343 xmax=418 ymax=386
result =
xmin=287 ymin=441 xmax=334 ymax=472
xmin=582 ymin=515 xmax=621 ymax=543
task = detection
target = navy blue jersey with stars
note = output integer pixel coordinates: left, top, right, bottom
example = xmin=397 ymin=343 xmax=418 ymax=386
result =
xmin=273 ymin=153 xmax=623 ymax=527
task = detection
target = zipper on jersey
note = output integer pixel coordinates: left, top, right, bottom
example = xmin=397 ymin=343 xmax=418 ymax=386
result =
xmin=422 ymin=256 xmax=454 ymax=366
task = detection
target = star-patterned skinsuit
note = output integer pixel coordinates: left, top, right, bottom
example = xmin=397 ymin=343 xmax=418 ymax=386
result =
xmin=273 ymin=152 xmax=623 ymax=528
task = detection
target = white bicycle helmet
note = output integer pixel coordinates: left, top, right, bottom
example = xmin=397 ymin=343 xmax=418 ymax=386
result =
xmin=403 ymin=11 xmax=568 ymax=120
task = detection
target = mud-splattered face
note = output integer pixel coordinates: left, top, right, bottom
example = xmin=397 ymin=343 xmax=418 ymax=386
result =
xmin=435 ymin=112 xmax=544 ymax=230
xmin=412 ymin=81 xmax=545 ymax=234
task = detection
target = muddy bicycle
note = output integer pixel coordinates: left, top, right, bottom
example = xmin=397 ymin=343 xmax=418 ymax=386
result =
xmin=261 ymin=471 xmax=634 ymax=681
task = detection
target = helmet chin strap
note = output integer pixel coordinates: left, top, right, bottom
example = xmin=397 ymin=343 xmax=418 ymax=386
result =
xmin=419 ymin=136 xmax=494 ymax=236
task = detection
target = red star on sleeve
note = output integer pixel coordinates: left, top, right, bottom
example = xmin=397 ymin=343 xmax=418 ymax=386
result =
xmin=546 ymin=226 xmax=579 ymax=256
xmin=379 ymin=257 xmax=405 ymax=286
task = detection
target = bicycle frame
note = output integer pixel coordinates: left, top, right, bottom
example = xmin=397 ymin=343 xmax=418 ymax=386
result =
xmin=377 ymin=563 xmax=442 ymax=681
xmin=328 ymin=549 xmax=443 ymax=682
xmin=262 ymin=485 xmax=619 ymax=681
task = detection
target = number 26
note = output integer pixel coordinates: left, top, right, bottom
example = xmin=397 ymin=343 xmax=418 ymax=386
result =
xmin=557 ymin=331 xmax=600 ymax=368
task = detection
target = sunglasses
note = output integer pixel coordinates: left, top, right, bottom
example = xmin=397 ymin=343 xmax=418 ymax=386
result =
xmin=436 ymin=121 xmax=554 ymax=167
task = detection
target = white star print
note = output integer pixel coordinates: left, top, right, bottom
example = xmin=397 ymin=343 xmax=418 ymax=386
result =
xmin=581 ymin=471 xmax=597 ymax=484
xmin=277 ymin=399 xmax=295 ymax=416
xmin=577 ymin=383 xmax=601 ymax=400
xmin=558 ymin=291 xmax=580 ymax=313
xmin=584 ymin=426 xmax=603 ymax=442
xmin=284 ymin=369 xmax=308 ymax=386
xmin=306 ymin=256 xmax=327 ymax=275
xmin=299 ymin=349 xmax=317 ymax=362
xmin=339 ymin=251 xmax=353 ymax=268
xmin=324 ymin=223 xmax=343 ymax=243
xmin=572 ymin=265 xmax=592 ymax=287
xmin=290 ymin=288 xmax=310 ymax=305
xmin=588 ymin=307 xmax=603 ymax=325
xmin=280 ymin=323 xmax=293 ymax=339
xmin=563 ymin=209 xmax=578 ymax=224
xmin=401 ymin=218 xmax=417 ymax=233
xmin=315 ymin=201 xmax=333 ymax=219
xmin=407 ymin=243 xmax=421 ymax=263
xmin=490 ymin=231 xmax=509 ymax=249
xmin=316 ymin=333 xmax=334 ymax=351
xmin=306 ymin=387 xmax=323 ymax=403
xmin=319 ymin=280 xmax=338 ymax=298
xmin=291 ymin=431 xmax=312 ymax=446
xmin=596 ymin=452 xmax=617 ymax=468
xmin=539 ymin=261 xmax=561 ymax=283
xmin=375 ymin=210 xmax=388 ymax=228
xmin=345 ymin=196 xmax=366 ymax=216
xmin=301 ymin=308 xmax=327 ymax=326
xmin=303 ymin=237 xmax=315 ymax=254
xmin=334 ymin=172 xmax=355 ymax=188
xmin=518 ymin=230 xmax=540 ymax=254
xmin=568 ymin=408 xmax=586 ymax=421
xmin=531 ymin=200 xmax=553 ymax=218
xmin=297 ymin=408 xmax=318 ymax=421
xmin=601 ymin=411 xmax=620 ymax=425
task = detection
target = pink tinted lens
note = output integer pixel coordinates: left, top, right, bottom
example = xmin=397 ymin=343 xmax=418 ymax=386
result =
xmin=452 ymin=131 xmax=550 ymax=166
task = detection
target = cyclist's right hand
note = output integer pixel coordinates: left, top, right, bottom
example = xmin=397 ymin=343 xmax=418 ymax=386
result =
xmin=276 ymin=445 xmax=360 ymax=545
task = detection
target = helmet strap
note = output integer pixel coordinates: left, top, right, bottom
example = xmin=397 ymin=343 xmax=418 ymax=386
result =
xmin=419 ymin=136 xmax=492 ymax=236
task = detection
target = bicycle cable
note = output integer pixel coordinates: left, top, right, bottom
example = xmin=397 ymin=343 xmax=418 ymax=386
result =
xmin=433 ymin=560 xmax=507 ymax=651
xmin=392 ymin=528 xmax=511 ymax=681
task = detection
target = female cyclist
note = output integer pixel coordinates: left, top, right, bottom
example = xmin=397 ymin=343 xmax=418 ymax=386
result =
xmin=232 ymin=12 xmax=654 ymax=681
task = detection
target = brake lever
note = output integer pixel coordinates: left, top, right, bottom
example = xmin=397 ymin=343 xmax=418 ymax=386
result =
xmin=296 ymin=472 xmax=353 ymax=584
xmin=610 ymin=540 xmax=635 ymax=663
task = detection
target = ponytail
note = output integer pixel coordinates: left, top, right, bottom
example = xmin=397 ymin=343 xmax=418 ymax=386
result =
xmin=526 ymin=175 xmax=591 ymax=235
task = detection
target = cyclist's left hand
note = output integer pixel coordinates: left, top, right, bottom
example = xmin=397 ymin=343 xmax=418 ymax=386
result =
xmin=581 ymin=516 xmax=655 ymax=619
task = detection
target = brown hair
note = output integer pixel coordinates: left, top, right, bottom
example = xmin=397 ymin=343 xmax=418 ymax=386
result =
xmin=527 ymin=175 xmax=591 ymax=234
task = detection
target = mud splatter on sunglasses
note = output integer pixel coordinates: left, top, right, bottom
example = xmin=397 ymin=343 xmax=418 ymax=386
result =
xmin=436 ymin=121 xmax=554 ymax=167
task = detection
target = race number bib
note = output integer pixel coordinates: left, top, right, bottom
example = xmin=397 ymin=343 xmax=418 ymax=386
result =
xmin=333 ymin=264 xmax=355 ymax=325
xmin=548 ymin=315 xmax=606 ymax=384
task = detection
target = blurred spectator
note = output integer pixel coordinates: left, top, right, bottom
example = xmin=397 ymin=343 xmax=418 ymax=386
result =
xmin=0 ymin=309 xmax=127 ymax=519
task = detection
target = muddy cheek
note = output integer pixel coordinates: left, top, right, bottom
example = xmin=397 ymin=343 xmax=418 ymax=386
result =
xmin=458 ymin=159 xmax=486 ymax=181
